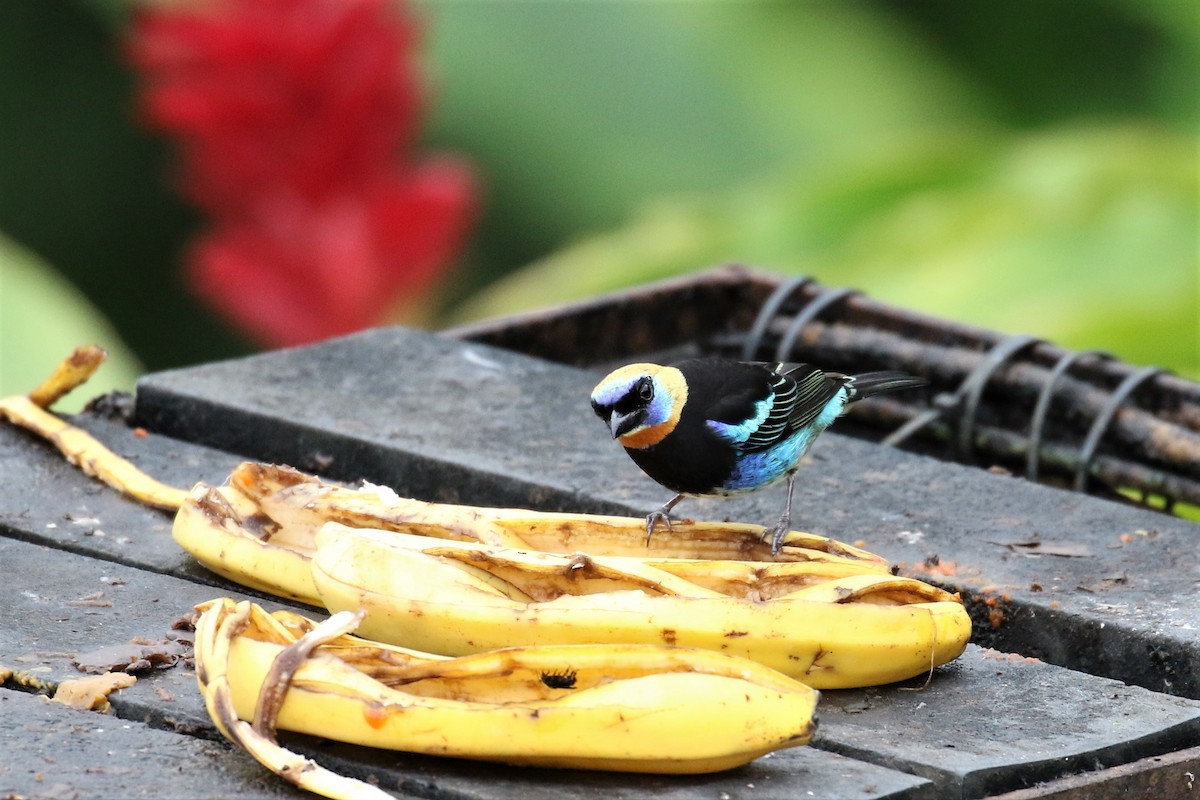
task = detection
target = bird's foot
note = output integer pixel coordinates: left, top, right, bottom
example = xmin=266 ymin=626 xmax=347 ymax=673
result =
xmin=761 ymin=515 xmax=792 ymax=556
xmin=644 ymin=510 xmax=675 ymax=546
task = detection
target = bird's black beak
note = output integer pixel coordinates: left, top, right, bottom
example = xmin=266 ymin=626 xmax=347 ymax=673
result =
xmin=609 ymin=410 xmax=638 ymax=439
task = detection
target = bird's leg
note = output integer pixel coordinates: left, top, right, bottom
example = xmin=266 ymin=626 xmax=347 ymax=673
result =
xmin=645 ymin=494 xmax=685 ymax=546
xmin=761 ymin=472 xmax=797 ymax=556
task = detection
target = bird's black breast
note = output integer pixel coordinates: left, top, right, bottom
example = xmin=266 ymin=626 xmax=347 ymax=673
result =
xmin=625 ymin=426 xmax=736 ymax=496
xmin=623 ymin=359 xmax=772 ymax=495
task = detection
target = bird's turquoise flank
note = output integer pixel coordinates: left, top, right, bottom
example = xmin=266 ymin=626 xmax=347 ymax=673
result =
xmin=714 ymin=388 xmax=848 ymax=493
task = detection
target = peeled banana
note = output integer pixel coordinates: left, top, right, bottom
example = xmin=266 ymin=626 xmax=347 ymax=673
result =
xmin=194 ymin=598 xmax=819 ymax=776
xmin=174 ymin=464 xmax=971 ymax=689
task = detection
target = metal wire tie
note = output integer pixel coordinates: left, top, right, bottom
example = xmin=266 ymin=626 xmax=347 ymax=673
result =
xmin=741 ymin=275 xmax=813 ymax=360
xmin=1025 ymin=349 xmax=1113 ymax=482
xmin=774 ymin=287 xmax=862 ymax=363
xmin=1073 ymin=365 xmax=1163 ymax=492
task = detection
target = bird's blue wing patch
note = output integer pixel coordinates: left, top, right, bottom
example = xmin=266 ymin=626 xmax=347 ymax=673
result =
xmin=705 ymin=396 xmax=771 ymax=445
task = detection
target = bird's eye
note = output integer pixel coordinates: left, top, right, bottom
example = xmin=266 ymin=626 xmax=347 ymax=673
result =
xmin=637 ymin=377 xmax=654 ymax=402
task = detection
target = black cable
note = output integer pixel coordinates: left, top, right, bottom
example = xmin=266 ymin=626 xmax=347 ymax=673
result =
xmin=1073 ymin=366 xmax=1163 ymax=492
xmin=1025 ymin=350 xmax=1111 ymax=482
xmin=880 ymin=334 xmax=1040 ymax=458
xmin=740 ymin=276 xmax=813 ymax=361
xmin=774 ymin=288 xmax=860 ymax=363
xmin=955 ymin=335 xmax=1043 ymax=460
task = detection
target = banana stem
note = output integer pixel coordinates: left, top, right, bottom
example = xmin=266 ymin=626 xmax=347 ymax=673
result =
xmin=0 ymin=347 xmax=188 ymax=511
xmin=28 ymin=344 xmax=107 ymax=409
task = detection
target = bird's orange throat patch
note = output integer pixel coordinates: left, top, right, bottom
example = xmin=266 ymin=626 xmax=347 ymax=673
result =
xmin=618 ymin=420 xmax=674 ymax=449
xmin=617 ymin=366 xmax=687 ymax=450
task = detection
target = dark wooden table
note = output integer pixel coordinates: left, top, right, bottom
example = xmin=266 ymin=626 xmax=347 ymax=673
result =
xmin=3 ymin=327 xmax=1198 ymax=800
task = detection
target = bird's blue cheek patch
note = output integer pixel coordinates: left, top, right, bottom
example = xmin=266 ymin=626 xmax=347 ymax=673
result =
xmin=617 ymin=390 xmax=682 ymax=449
xmin=644 ymin=392 xmax=675 ymax=429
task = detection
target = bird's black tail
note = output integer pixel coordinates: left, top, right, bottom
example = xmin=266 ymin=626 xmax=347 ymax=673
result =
xmin=844 ymin=371 xmax=927 ymax=401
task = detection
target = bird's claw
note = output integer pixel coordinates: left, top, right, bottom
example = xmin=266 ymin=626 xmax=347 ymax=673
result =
xmin=644 ymin=510 xmax=674 ymax=546
xmin=761 ymin=515 xmax=792 ymax=556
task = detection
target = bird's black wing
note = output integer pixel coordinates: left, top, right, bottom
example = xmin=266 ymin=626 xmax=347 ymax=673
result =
xmin=740 ymin=363 xmax=844 ymax=453
xmin=678 ymin=360 xmax=844 ymax=454
xmin=685 ymin=360 xmax=774 ymax=428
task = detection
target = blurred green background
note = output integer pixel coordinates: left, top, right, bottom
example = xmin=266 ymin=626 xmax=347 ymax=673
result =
xmin=0 ymin=0 xmax=1196 ymax=409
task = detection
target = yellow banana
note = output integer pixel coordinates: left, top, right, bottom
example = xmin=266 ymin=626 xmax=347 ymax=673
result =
xmin=310 ymin=525 xmax=970 ymax=689
xmin=195 ymin=599 xmax=819 ymax=776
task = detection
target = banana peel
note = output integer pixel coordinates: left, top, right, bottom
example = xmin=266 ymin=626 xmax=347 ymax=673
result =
xmin=195 ymin=598 xmax=819 ymax=779
xmin=7 ymin=348 xmax=965 ymax=790
xmin=175 ymin=464 xmax=971 ymax=689
xmin=311 ymin=525 xmax=969 ymax=689
xmin=173 ymin=462 xmax=892 ymax=607
xmin=4 ymin=351 xmax=968 ymax=692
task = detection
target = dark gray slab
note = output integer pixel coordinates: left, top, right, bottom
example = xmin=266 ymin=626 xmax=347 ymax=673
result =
xmin=787 ymin=435 xmax=1200 ymax=700
xmin=987 ymin=742 xmax=1200 ymax=800
xmin=13 ymin=422 xmax=1184 ymax=799
xmin=0 ymin=534 xmax=285 ymax=733
xmin=0 ymin=688 xmax=315 ymax=800
xmin=814 ymin=645 xmax=1200 ymax=798
xmin=6 ymin=325 xmax=1199 ymax=798
xmin=291 ymin=738 xmax=934 ymax=800
xmin=132 ymin=327 xmax=1200 ymax=699
xmin=0 ymin=414 xmax=243 ymax=583
xmin=134 ymin=328 xmax=633 ymax=514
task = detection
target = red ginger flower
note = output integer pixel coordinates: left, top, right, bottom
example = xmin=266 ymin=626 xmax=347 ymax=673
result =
xmin=128 ymin=0 xmax=474 ymax=347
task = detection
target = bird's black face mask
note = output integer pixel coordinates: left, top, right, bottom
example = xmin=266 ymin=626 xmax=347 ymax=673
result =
xmin=594 ymin=376 xmax=655 ymax=439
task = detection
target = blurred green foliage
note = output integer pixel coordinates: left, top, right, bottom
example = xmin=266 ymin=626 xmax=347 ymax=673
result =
xmin=0 ymin=234 xmax=142 ymax=411
xmin=0 ymin=0 xmax=1196 ymax=402
xmin=0 ymin=0 xmax=246 ymax=401
xmin=455 ymin=124 xmax=1196 ymax=375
